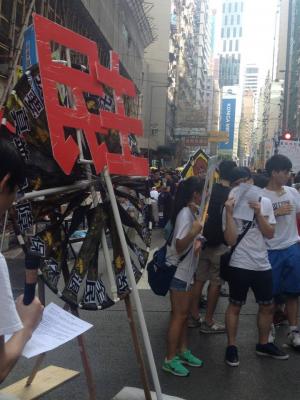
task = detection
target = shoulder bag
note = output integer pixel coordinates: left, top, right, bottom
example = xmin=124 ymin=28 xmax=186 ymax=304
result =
xmin=147 ymin=229 xmax=192 ymax=296
xmin=220 ymin=217 xmax=254 ymax=282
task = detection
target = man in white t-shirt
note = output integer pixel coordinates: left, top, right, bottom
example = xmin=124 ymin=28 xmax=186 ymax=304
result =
xmin=223 ymin=167 xmax=288 ymax=367
xmin=0 ymin=140 xmax=43 ymax=383
xmin=263 ymin=154 xmax=300 ymax=349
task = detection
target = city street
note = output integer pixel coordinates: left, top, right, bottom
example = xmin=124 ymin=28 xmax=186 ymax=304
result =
xmin=2 ymin=230 xmax=300 ymax=400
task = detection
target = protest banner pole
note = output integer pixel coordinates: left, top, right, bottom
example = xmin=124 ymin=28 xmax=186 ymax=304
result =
xmin=0 ymin=211 xmax=8 ymax=251
xmin=124 ymin=295 xmax=152 ymax=400
xmin=26 ymin=274 xmax=46 ymax=387
xmin=104 ymin=166 xmax=163 ymax=400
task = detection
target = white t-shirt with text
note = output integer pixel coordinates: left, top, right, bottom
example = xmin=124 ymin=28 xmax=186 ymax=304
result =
xmin=223 ymin=190 xmax=275 ymax=271
xmin=262 ymin=186 xmax=300 ymax=250
xmin=0 ymin=253 xmax=23 ymax=336
xmin=166 ymin=207 xmax=198 ymax=284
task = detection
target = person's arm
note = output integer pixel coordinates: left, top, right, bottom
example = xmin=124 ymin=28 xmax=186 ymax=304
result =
xmin=176 ymin=219 xmax=202 ymax=254
xmin=224 ymin=198 xmax=238 ymax=246
xmin=0 ymin=296 xmax=43 ymax=383
xmin=249 ymin=201 xmax=275 ymax=239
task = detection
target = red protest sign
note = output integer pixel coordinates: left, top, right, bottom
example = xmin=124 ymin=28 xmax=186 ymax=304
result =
xmin=33 ymin=13 xmax=147 ymax=176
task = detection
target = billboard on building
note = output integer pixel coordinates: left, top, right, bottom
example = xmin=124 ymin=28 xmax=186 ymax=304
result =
xmin=219 ymin=98 xmax=236 ymax=151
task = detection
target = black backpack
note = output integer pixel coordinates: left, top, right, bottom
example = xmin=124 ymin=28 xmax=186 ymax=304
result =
xmin=203 ymin=183 xmax=231 ymax=247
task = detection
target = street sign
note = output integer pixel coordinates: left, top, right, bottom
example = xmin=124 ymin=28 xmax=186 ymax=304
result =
xmin=208 ymin=134 xmax=229 ymax=143
xmin=208 ymin=130 xmax=229 ymax=142
xmin=184 ymin=136 xmax=208 ymax=147
xmin=208 ymin=131 xmax=228 ymax=136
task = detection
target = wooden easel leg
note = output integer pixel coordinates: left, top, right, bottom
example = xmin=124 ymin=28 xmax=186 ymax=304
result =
xmin=124 ymin=295 xmax=152 ymax=400
xmin=71 ymin=307 xmax=97 ymax=400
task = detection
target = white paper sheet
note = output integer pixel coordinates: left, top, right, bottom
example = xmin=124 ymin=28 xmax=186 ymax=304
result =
xmin=233 ymin=183 xmax=262 ymax=221
xmin=19 ymin=303 xmax=92 ymax=358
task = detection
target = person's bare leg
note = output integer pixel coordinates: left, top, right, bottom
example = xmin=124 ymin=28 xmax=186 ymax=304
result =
xmin=166 ymin=290 xmax=192 ymax=360
xmin=225 ymin=303 xmax=241 ymax=346
xmin=205 ymin=283 xmax=221 ymax=325
xmin=286 ymin=296 xmax=299 ymax=327
xmin=190 ymin=280 xmax=205 ymax=319
xmin=257 ymin=304 xmax=274 ymax=344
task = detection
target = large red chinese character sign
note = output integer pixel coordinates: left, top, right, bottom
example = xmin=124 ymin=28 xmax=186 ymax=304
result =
xmin=33 ymin=13 xmax=148 ymax=176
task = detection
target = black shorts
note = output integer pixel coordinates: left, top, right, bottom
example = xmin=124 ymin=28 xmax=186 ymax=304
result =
xmin=228 ymin=267 xmax=273 ymax=306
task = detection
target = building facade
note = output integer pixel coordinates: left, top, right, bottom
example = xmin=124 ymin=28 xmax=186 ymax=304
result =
xmin=141 ymin=0 xmax=171 ymax=158
xmin=0 ymin=0 xmax=153 ymax=105
xmin=238 ymin=89 xmax=255 ymax=166
xmin=283 ymin=0 xmax=300 ymax=137
xmin=244 ymin=64 xmax=259 ymax=97
xmin=219 ymin=0 xmax=244 ymax=88
xmin=167 ymin=0 xmax=211 ymax=163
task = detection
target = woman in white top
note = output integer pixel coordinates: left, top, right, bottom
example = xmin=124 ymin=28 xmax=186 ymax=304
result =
xmin=162 ymin=177 xmax=204 ymax=377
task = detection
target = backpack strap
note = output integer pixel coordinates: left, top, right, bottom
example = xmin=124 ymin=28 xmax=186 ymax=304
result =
xmin=230 ymin=197 xmax=261 ymax=256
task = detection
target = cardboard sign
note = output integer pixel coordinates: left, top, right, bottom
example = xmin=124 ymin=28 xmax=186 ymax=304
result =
xmin=33 ymin=14 xmax=148 ymax=176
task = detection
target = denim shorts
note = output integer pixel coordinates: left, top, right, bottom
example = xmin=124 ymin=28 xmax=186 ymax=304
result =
xmin=169 ymin=277 xmax=193 ymax=292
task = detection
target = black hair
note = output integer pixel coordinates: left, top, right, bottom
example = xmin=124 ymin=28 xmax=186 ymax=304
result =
xmin=294 ymin=172 xmax=300 ymax=184
xmin=218 ymin=160 xmax=237 ymax=181
xmin=0 ymin=139 xmax=26 ymax=192
xmin=253 ymin=173 xmax=269 ymax=188
xmin=265 ymin=154 xmax=292 ymax=177
xmin=171 ymin=176 xmax=204 ymax=225
xmin=229 ymin=166 xmax=252 ymax=184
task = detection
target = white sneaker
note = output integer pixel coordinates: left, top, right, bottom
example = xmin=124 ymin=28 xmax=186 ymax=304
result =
xmin=268 ymin=323 xmax=276 ymax=343
xmin=288 ymin=330 xmax=300 ymax=348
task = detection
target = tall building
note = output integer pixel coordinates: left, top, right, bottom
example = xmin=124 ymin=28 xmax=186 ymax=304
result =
xmin=141 ymin=0 xmax=171 ymax=156
xmin=167 ymin=0 xmax=211 ymax=162
xmin=283 ymin=0 xmax=300 ymax=137
xmin=238 ymin=90 xmax=255 ymax=166
xmin=219 ymin=0 xmax=244 ymax=88
xmin=244 ymin=64 xmax=259 ymax=97
xmin=276 ymin=0 xmax=290 ymax=81
xmin=256 ymin=75 xmax=284 ymax=167
xmin=0 ymin=0 xmax=154 ymax=101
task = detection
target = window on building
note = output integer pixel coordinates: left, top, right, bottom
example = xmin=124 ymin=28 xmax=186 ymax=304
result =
xmin=235 ymin=40 xmax=239 ymax=51
xmin=223 ymin=40 xmax=226 ymax=52
xmin=227 ymin=27 xmax=230 ymax=37
xmin=235 ymin=2 xmax=238 ymax=12
xmin=241 ymin=2 xmax=244 ymax=12
xmin=223 ymin=3 xmax=226 ymax=12
xmin=239 ymin=26 xmax=242 ymax=36
xmin=221 ymin=27 xmax=224 ymax=37
xmin=225 ymin=15 xmax=228 ymax=25
xmin=231 ymin=15 xmax=234 ymax=24
xmin=228 ymin=2 xmax=232 ymax=12
xmin=233 ymin=27 xmax=236 ymax=37
xmin=229 ymin=40 xmax=232 ymax=51
xmin=237 ymin=14 xmax=240 ymax=24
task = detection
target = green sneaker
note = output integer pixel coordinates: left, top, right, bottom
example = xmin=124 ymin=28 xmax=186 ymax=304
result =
xmin=178 ymin=350 xmax=203 ymax=367
xmin=162 ymin=356 xmax=190 ymax=377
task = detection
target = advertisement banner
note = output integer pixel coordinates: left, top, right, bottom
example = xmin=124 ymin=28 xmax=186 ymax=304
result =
xmin=219 ymin=98 xmax=236 ymax=151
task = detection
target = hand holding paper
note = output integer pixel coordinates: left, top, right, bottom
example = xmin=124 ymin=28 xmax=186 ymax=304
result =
xmin=233 ymin=183 xmax=262 ymax=221
xmin=11 ymin=303 xmax=93 ymax=358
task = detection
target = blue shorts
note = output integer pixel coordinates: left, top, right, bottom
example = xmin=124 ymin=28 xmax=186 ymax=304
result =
xmin=169 ymin=277 xmax=192 ymax=292
xmin=268 ymin=243 xmax=300 ymax=296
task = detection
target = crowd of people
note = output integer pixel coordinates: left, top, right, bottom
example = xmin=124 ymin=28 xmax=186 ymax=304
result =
xmin=1 ymin=141 xmax=300 ymax=385
xmin=161 ymin=155 xmax=300 ymax=377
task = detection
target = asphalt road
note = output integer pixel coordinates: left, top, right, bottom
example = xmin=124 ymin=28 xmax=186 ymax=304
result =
xmin=2 ymin=230 xmax=300 ymax=400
